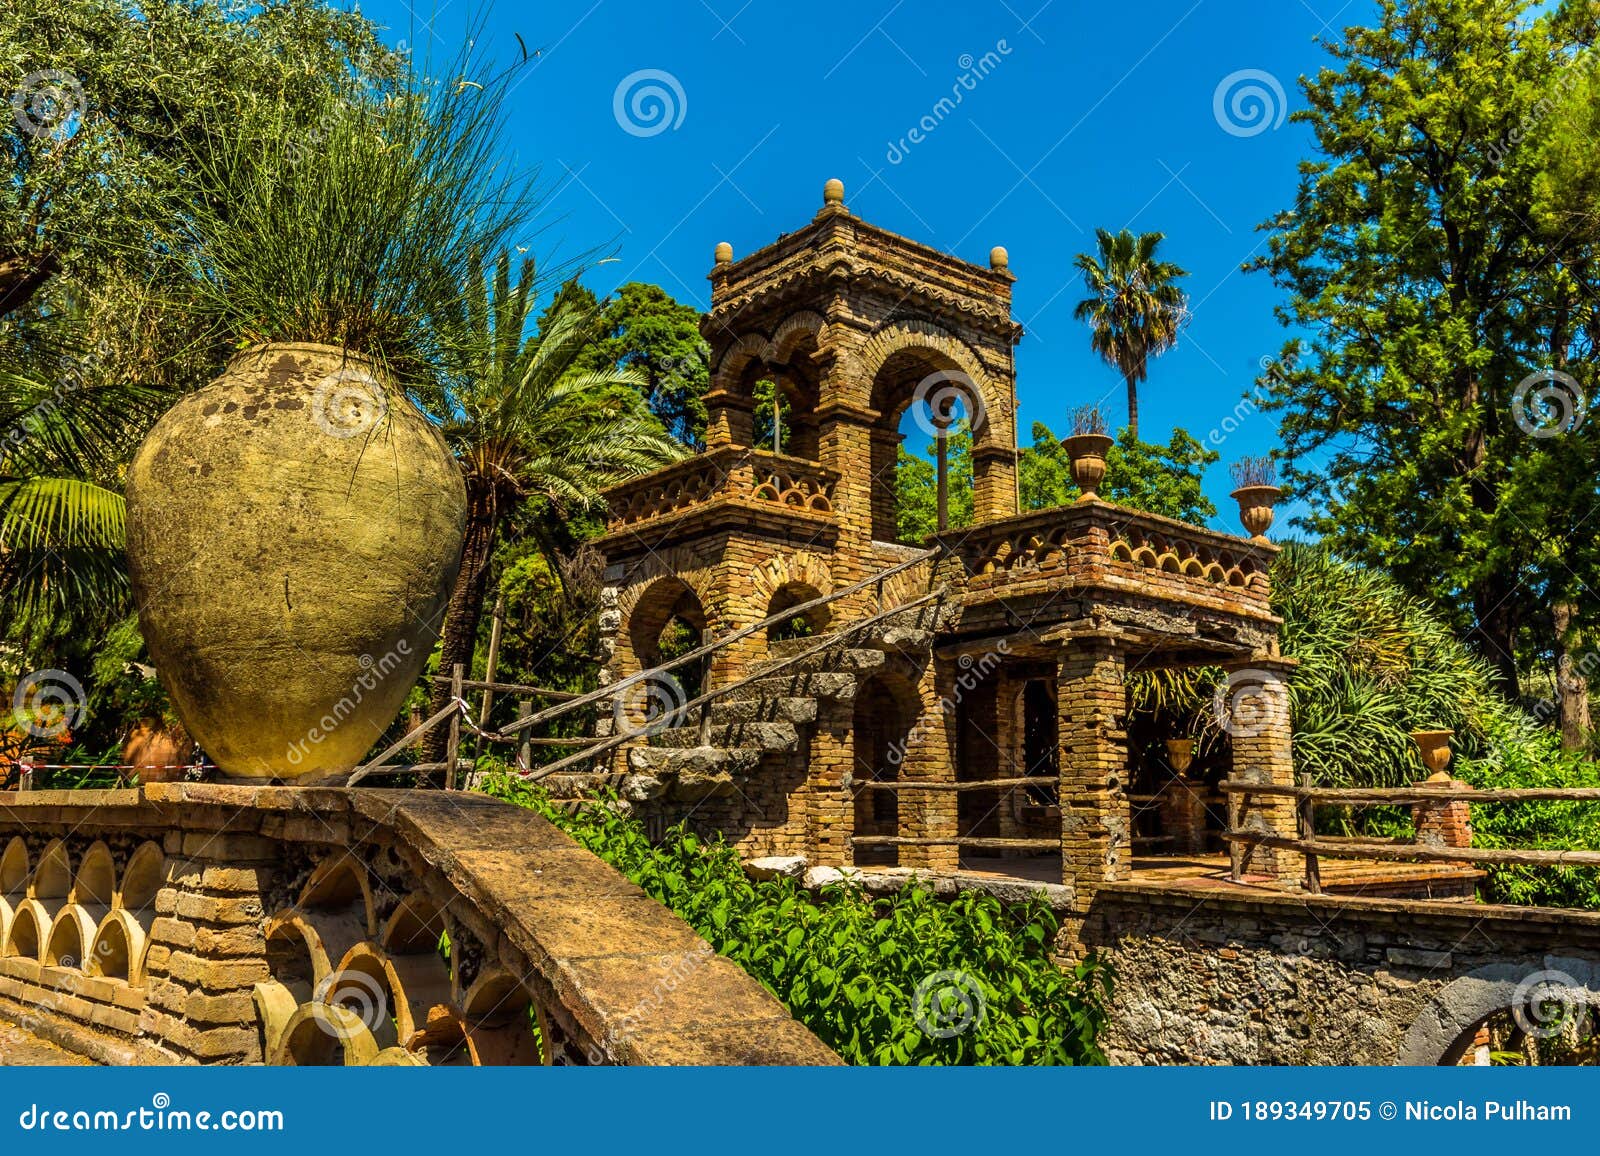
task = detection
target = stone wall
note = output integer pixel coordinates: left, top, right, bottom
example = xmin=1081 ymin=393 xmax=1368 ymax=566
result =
xmin=1079 ymin=881 xmax=1600 ymax=1066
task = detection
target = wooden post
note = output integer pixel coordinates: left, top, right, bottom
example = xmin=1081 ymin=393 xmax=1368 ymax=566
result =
xmin=444 ymin=663 xmax=464 ymax=791
xmin=1227 ymin=790 xmax=1244 ymax=881
xmin=473 ymin=593 xmax=505 ymax=764
xmin=517 ymin=699 xmax=532 ymax=772
xmin=1299 ymin=772 xmax=1321 ymax=894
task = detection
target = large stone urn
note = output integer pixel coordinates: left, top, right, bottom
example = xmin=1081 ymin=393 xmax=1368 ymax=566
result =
xmin=125 ymin=344 xmax=467 ymax=781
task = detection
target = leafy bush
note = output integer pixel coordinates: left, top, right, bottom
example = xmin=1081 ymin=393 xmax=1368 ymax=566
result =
xmin=484 ymin=773 xmax=1111 ymax=1065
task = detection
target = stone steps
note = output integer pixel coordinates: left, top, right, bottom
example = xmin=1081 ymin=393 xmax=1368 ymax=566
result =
xmin=647 ymin=719 xmax=799 ymax=753
xmin=709 ymin=696 xmax=817 ymax=725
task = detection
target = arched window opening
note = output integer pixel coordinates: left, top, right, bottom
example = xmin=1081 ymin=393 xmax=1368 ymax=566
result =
xmin=851 ymin=674 xmax=920 ymax=867
xmin=765 ymin=583 xmax=829 ymax=646
xmin=871 ymin=348 xmax=982 ymax=543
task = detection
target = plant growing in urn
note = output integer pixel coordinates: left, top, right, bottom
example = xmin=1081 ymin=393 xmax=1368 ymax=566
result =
xmin=1229 ymin=456 xmax=1282 ymax=544
xmin=124 ymin=59 xmax=532 ymax=780
xmin=1062 ymin=404 xmax=1113 ymax=502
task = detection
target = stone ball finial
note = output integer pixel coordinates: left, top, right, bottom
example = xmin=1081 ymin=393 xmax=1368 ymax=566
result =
xmin=714 ymin=241 xmax=733 ymax=265
xmin=990 ymin=246 xmax=1010 ymax=271
xmin=823 ymin=178 xmax=845 ymax=206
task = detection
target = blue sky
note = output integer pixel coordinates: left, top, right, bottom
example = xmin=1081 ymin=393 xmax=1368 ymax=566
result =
xmin=365 ymin=0 xmax=1369 ymax=528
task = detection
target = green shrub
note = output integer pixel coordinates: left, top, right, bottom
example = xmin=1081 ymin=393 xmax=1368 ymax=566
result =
xmin=484 ymin=772 xmax=1111 ymax=1066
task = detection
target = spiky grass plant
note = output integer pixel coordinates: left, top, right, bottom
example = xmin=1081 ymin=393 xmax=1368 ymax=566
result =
xmin=1069 ymin=403 xmax=1109 ymax=437
xmin=1229 ymin=455 xmax=1276 ymax=489
xmin=179 ymin=48 xmax=535 ymax=385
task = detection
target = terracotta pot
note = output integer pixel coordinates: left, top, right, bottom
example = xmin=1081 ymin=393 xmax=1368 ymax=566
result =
xmin=1063 ymin=433 xmax=1114 ymax=502
xmin=122 ymin=718 xmax=192 ymax=784
xmin=125 ymin=343 xmax=467 ymax=781
xmin=1409 ymin=728 xmax=1454 ymax=777
xmin=1231 ymin=484 xmax=1282 ymax=543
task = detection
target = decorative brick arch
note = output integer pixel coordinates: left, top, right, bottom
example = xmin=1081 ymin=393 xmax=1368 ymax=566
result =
xmin=749 ymin=551 xmax=835 ymax=612
xmin=857 ymin=319 xmax=1000 ymax=441
xmin=712 ymin=310 xmax=830 ymax=386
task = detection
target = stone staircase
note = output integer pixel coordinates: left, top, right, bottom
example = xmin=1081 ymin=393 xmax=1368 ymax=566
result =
xmin=542 ymin=598 xmax=945 ymax=810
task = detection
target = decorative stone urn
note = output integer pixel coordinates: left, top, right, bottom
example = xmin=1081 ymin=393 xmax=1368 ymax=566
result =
xmin=1231 ymin=484 xmax=1282 ymax=544
xmin=1409 ymin=728 xmax=1454 ymax=777
xmin=1063 ymin=433 xmax=1114 ymax=502
xmin=1164 ymin=736 xmax=1196 ymax=776
xmin=125 ymin=344 xmax=467 ymax=781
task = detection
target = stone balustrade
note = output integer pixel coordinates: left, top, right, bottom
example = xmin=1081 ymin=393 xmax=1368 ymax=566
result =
xmin=603 ymin=447 xmax=839 ymax=532
xmin=937 ymin=502 xmax=1274 ymax=613
xmin=0 ymin=785 xmax=836 ymax=1067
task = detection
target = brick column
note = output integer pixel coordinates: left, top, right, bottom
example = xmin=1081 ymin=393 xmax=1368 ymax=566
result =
xmin=808 ymin=699 xmax=854 ymax=864
xmin=1057 ymin=639 xmax=1130 ymax=909
xmin=971 ymin=443 xmax=1018 ymax=525
xmin=1222 ymin=657 xmax=1303 ymax=883
xmin=1412 ymin=773 xmax=1473 ymax=849
xmin=900 ymin=660 xmax=958 ymax=871
xmin=703 ymin=389 xmax=753 ymax=448
xmin=142 ymin=831 xmax=277 ymax=1064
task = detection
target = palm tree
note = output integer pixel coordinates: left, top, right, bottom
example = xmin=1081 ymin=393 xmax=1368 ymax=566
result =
xmin=420 ymin=253 xmax=683 ymax=759
xmin=1071 ymin=228 xmax=1189 ymax=439
xmin=0 ymin=314 xmax=167 ymax=631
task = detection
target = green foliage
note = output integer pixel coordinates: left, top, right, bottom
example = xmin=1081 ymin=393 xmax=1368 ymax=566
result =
xmin=1018 ymin=422 xmax=1217 ymax=522
xmin=569 ymin=282 xmax=710 ymax=447
xmin=0 ymin=0 xmax=405 ymax=316
xmin=180 ymin=51 xmax=534 ymax=382
xmin=484 ymin=774 xmax=1112 ymax=1065
xmin=895 ymin=433 xmax=972 ymax=543
xmin=1249 ymin=0 xmax=1600 ymax=693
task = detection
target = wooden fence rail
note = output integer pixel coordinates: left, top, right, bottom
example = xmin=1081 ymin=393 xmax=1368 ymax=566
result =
xmin=1220 ymin=777 xmax=1600 ymax=894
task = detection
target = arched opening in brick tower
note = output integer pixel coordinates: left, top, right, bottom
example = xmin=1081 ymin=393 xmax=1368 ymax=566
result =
xmin=625 ymin=577 xmax=708 ymax=728
xmin=765 ymin=582 xmax=830 ymax=645
xmin=870 ymin=346 xmax=985 ymax=544
xmin=850 ymin=672 xmax=920 ymax=867
xmin=731 ymin=336 xmax=822 ymax=461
